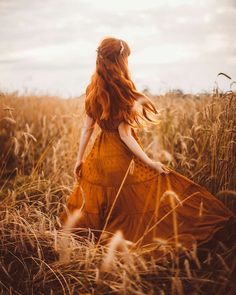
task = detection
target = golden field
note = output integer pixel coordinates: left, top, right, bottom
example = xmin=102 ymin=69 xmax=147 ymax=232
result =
xmin=0 ymin=83 xmax=236 ymax=294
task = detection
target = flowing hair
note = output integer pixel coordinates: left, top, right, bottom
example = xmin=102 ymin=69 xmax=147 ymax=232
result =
xmin=85 ymin=37 xmax=159 ymax=127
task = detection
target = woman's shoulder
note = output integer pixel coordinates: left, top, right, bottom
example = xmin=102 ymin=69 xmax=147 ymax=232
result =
xmin=85 ymin=98 xmax=94 ymax=119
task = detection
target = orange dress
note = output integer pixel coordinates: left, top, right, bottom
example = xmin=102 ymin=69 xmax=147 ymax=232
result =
xmin=59 ymin=115 xmax=235 ymax=251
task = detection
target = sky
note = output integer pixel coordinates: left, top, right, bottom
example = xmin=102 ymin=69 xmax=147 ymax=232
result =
xmin=0 ymin=0 xmax=236 ymax=98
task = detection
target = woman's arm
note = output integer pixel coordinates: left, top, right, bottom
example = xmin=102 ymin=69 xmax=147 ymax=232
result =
xmin=74 ymin=114 xmax=96 ymax=179
xmin=118 ymin=121 xmax=169 ymax=174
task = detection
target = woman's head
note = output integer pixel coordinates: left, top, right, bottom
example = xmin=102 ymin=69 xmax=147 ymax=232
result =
xmin=96 ymin=37 xmax=130 ymax=66
xmin=85 ymin=36 xmax=159 ymax=127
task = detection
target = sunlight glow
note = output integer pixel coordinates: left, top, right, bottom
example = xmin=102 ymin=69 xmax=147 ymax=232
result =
xmin=0 ymin=0 xmax=235 ymax=96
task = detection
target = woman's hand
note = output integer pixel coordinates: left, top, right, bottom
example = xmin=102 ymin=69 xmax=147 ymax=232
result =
xmin=148 ymin=160 xmax=170 ymax=175
xmin=73 ymin=160 xmax=84 ymax=181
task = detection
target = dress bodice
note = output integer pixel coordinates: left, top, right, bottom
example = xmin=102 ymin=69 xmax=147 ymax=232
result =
xmin=96 ymin=117 xmax=123 ymax=131
xmin=85 ymin=103 xmax=126 ymax=131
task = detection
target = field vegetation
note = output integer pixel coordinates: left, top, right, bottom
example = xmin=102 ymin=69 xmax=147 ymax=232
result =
xmin=0 ymin=76 xmax=235 ymax=294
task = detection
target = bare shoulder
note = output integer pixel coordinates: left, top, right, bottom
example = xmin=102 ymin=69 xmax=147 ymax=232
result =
xmin=84 ymin=113 xmax=96 ymax=128
xmin=118 ymin=121 xmax=131 ymax=137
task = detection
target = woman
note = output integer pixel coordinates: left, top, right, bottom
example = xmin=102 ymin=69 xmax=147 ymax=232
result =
xmin=59 ymin=37 xmax=235 ymax=251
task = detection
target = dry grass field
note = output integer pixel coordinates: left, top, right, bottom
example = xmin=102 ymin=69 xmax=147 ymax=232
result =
xmin=0 ymin=80 xmax=236 ymax=294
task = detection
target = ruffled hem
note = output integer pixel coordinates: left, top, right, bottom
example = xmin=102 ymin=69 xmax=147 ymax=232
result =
xmin=60 ymin=207 xmax=235 ymax=254
xmin=59 ymin=170 xmax=236 ymax=251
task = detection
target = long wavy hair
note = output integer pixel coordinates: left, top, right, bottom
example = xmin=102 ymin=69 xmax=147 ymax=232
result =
xmin=85 ymin=37 xmax=159 ymax=127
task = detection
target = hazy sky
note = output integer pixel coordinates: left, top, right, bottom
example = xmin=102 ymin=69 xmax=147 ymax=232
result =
xmin=0 ymin=0 xmax=236 ymax=97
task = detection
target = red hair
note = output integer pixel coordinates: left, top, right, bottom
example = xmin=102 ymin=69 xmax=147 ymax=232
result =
xmin=85 ymin=37 xmax=159 ymax=127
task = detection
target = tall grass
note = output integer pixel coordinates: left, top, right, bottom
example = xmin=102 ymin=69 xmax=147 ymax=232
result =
xmin=0 ymin=80 xmax=236 ymax=294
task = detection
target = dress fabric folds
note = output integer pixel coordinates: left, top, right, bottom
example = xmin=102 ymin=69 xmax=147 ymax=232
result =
xmin=59 ymin=120 xmax=235 ymax=250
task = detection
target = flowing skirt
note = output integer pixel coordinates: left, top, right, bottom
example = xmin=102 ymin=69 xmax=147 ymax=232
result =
xmin=59 ymin=129 xmax=235 ymax=251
